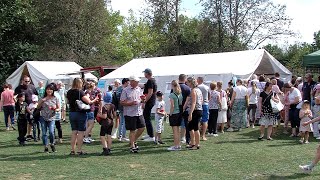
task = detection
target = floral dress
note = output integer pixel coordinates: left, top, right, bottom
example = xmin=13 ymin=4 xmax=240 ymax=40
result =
xmin=259 ymin=91 xmax=276 ymax=126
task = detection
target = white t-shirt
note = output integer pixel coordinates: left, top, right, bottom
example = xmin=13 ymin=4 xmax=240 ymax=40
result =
xmin=288 ymin=87 xmax=302 ymax=104
xmin=197 ymin=83 xmax=210 ymax=105
xmin=247 ymin=87 xmax=260 ymax=104
xmin=155 ymin=100 xmax=165 ymax=120
xmin=233 ymin=85 xmax=248 ymax=99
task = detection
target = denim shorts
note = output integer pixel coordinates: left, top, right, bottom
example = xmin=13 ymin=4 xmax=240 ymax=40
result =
xmin=86 ymin=112 xmax=95 ymax=121
xmin=69 ymin=112 xmax=87 ymax=131
xmin=201 ymin=104 xmax=209 ymax=122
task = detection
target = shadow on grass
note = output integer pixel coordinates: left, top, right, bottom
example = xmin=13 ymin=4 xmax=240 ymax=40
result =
xmin=267 ymin=173 xmax=318 ymax=179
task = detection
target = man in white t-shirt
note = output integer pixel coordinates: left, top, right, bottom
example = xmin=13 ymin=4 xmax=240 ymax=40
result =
xmin=197 ymin=77 xmax=210 ymax=140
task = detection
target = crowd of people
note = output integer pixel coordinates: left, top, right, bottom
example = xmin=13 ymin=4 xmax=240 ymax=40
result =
xmin=2 ymin=71 xmax=320 ymax=173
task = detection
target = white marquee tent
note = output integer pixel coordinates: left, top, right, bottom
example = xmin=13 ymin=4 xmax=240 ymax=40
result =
xmin=6 ymin=61 xmax=97 ymax=89
xmin=99 ymin=49 xmax=291 ymax=111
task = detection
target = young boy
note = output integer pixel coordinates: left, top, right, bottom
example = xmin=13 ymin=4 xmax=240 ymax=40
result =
xmin=97 ymin=91 xmax=116 ymax=156
xmin=28 ymin=95 xmax=40 ymax=142
xmin=15 ymin=93 xmax=29 ymax=145
xmin=155 ymin=91 xmax=166 ymax=144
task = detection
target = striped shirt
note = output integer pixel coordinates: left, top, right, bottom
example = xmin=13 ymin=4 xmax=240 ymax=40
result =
xmin=120 ymin=85 xmax=143 ymax=117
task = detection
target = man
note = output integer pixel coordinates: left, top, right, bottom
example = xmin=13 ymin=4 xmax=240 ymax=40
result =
xmin=111 ymin=79 xmax=121 ymax=139
xmin=113 ymin=78 xmax=130 ymax=142
xmin=178 ymin=74 xmax=191 ymax=144
xmin=197 ymin=77 xmax=210 ymax=140
xmin=274 ymin=72 xmax=284 ymax=91
xmin=302 ymin=73 xmax=316 ymax=103
xmin=142 ymin=68 xmax=157 ymax=142
xmin=14 ymin=75 xmax=38 ymax=140
xmin=120 ymin=75 xmax=146 ymax=153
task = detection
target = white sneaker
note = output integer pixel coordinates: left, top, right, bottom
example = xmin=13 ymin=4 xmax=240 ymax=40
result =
xmin=122 ymin=137 xmax=130 ymax=142
xmin=111 ymin=134 xmax=117 ymax=139
xmin=226 ymin=128 xmax=234 ymax=132
xmin=6 ymin=127 xmax=10 ymax=131
xmin=88 ymin=137 xmax=95 ymax=142
xmin=83 ymin=138 xmax=90 ymax=144
xmin=141 ymin=134 xmax=150 ymax=140
xmin=167 ymin=146 xmax=181 ymax=151
xmin=181 ymin=137 xmax=186 ymax=144
xmin=207 ymin=133 xmax=213 ymax=137
xmin=143 ymin=137 xmax=155 ymax=142
xmin=305 ymin=141 xmax=310 ymax=144
xmin=299 ymin=165 xmax=313 ymax=173
xmin=252 ymin=125 xmax=255 ymax=129
xmin=316 ymin=137 xmax=320 ymax=140
xmin=213 ymin=134 xmax=219 ymax=137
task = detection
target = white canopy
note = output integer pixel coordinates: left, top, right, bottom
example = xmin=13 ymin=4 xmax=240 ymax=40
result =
xmin=6 ymin=61 xmax=97 ymax=89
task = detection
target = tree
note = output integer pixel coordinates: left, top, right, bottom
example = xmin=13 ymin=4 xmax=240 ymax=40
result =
xmin=0 ymin=0 xmax=37 ymax=85
xmin=313 ymin=30 xmax=320 ymax=50
xmin=201 ymin=0 xmax=294 ymax=50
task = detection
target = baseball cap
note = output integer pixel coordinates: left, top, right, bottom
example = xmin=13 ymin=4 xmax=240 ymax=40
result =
xmin=129 ymin=75 xmax=141 ymax=82
xmin=32 ymin=94 xmax=38 ymax=102
xmin=143 ymin=68 xmax=152 ymax=74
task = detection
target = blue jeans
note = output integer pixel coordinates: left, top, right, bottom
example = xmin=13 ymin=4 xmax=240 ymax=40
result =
xmin=40 ymin=117 xmax=55 ymax=146
xmin=118 ymin=111 xmax=126 ymax=137
xmin=3 ymin=105 xmax=15 ymax=127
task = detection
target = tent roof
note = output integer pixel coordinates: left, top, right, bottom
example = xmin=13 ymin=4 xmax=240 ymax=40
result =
xmin=303 ymin=50 xmax=320 ymax=67
xmin=100 ymin=49 xmax=291 ymax=80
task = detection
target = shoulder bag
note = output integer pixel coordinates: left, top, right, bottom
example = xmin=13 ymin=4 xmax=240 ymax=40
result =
xmin=75 ymin=90 xmax=90 ymax=112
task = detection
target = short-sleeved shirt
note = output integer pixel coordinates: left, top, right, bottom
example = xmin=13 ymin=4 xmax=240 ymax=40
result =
xmin=67 ymin=89 xmax=86 ymax=112
xmin=260 ymin=91 xmax=273 ymax=113
xmin=143 ymin=78 xmax=157 ymax=105
xmin=247 ymin=87 xmax=260 ymax=104
xmin=169 ymin=92 xmax=183 ymax=114
xmin=120 ymin=86 xmax=143 ymax=117
xmin=233 ymin=85 xmax=248 ymax=99
xmin=179 ymin=83 xmax=191 ymax=106
xmin=256 ymin=82 xmax=266 ymax=93
xmin=197 ymin=83 xmax=210 ymax=105
xmin=155 ymin=100 xmax=165 ymax=119
xmin=85 ymin=87 xmax=101 ymax=111
xmin=288 ymin=87 xmax=302 ymax=104
xmin=209 ymin=90 xmax=220 ymax=109
xmin=15 ymin=84 xmax=38 ymax=105
xmin=102 ymin=103 xmax=116 ymax=120
xmin=15 ymin=102 xmax=28 ymax=120
xmin=36 ymin=87 xmax=45 ymax=99
xmin=1 ymin=89 xmax=15 ymax=106
xmin=302 ymin=81 xmax=316 ymax=102
xmin=40 ymin=96 xmax=58 ymax=121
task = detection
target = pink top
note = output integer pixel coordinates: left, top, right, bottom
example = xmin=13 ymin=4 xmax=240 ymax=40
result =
xmin=272 ymin=85 xmax=281 ymax=94
xmin=1 ymin=89 xmax=15 ymax=106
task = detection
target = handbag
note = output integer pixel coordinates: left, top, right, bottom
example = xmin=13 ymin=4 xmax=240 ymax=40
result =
xmin=270 ymin=97 xmax=284 ymax=113
xmin=75 ymin=90 xmax=90 ymax=111
xmin=220 ymin=91 xmax=228 ymax=111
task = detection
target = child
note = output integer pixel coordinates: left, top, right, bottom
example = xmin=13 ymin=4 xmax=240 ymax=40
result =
xmin=15 ymin=93 xmax=30 ymax=145
xmin=155 ymin=91 xmax=166 ymax=144
xmin=299 ymin=100 xmax=313 ymax=144
xmin=97 ymin=91 xmax=116 ymax=156
xmin=28 ymin=95 xmax=40 ymax=142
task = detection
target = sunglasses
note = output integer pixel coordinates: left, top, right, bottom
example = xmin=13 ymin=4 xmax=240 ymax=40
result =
xmin=25 ymin=81 xmax=30 ymax=83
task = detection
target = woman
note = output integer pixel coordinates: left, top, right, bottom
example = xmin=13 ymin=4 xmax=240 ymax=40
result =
xmin=230 ymin=79 xmax=248 ymax=131
xmin=37 ymin=84 xmax=60 ymax=153
xmin=217 ymin=82 xmax=227 ymax=133
xmin=247 ymin=81 xmax=260 ymax=128
xmin=0 ymin=84 xmax=15 ymax=130
xmin=67 ymin=78 xmax=98 ymax=155
xmin=167 ymin=80 xmax=183 ymax=151
xmin=184 ymin=77 xmax=203 ymax=149
xmin=258 ymin=82 xmax=279 ymax=140
xmin=208 ymin=82 xmax=221 ymax=136
xmin=83 ymin=81 xmax=101 ymax=144
xmin=284 ymin=83 xmax=302 ymax=137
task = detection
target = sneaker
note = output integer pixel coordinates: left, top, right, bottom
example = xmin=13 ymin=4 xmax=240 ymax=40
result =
xmin=141 ymin=134 xmax=150 ymax=140
xmin=305 ymin=141 xmax=310 ymax=144
xmin=143 ymin=137 xmax=155 ymax=142
xmin=252 ymin=125 xmax=255 ymax=129
xmin=316 ymin=137 xmax=320 ymax=140
xmin=299 ymin=139 xmax=304 ymax=144
xmin=299 ymin=165 xmax=313 ymax=173
xmin=6 ymin=127 xmax=10 ymax=131
xmin=11 ymin=125 xmax=16 ymax=130
xmin=88 ymin=137 xmax=95 ymax=142
xmin=157 ymin=140 xmax=165 ymax=145
xmin=122 ymin=137 xmax=130 ymax=142
xmin=44 ymin=147 xmax=49 ymax=153
xmin=101 ymin=148 xmax=111 ymax=156
xmin=207 ymin=133 xmax=213 ymax=137
xmin=134 ymin=142 xmax=139 ymax=150
xmin=50 ymin=145 xmax=57 ymax=152
xmin=181 ymin=137 xmax=186 ymax=144
xmin=167 ymin=146 xmax=182 ymax=151
xmin=83 ymin=138 xmax=91 ymax=144
xmin=111 ymin=134 xmax=117 ymax=139
xmin=58 ymin=139 xmax=63 ymax=144
xmin=213 ymin=134 xmax=219 ymax=137
xmin=221 ymin=131 xmax=225 ymax=134
xmin=130 ymin=147 xmax=139 ymax=153
xmin=226 ymin=128 xmax=234 ymax=132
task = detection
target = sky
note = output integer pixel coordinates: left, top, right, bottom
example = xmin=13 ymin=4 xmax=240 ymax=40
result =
xmin=112 ymin=0 xmax=320 ymax=46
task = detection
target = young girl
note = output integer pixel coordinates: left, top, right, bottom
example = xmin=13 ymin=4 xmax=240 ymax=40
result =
xmin=97 ymin=91 xmax=116 ymax=156
xmin=15 ymin=93 xmax=30 ymax=145
xmin=29 ymin=95 xmax=40 ymax=142
xmin=299 ymin=100 xmax=313 ymax=144
xmin=155 ymin=91 xmax=166 ymax=144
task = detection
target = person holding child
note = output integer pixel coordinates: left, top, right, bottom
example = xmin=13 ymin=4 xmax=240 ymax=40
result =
xmin=299 ymin=100 xmax=313 ymax=144
xmin=155 ymin=91 xmax=166 ymax=144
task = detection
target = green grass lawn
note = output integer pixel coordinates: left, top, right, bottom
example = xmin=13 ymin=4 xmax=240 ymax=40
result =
xmin=0 ymin=112 xmax=320 ymax=180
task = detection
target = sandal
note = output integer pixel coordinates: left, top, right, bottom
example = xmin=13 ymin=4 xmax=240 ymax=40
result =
xmin=77 ymin=151 xmax=88 ymax=155
xmin=69 ymin=151 xmax=75 ymax=155
xmin=186 ymin=144 xmax=195 ymax=149
xmin=258 ymin=136 xmax=264 ymax=140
